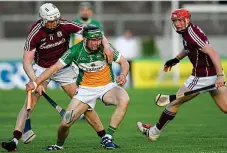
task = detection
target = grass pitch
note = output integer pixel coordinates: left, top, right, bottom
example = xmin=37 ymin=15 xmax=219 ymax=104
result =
xmin=0 ymin=88 xmax=227 ymax=153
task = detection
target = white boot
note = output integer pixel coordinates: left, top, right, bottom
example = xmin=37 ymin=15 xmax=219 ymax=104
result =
xmin=137 ymin=122 xmax=160 ymax=141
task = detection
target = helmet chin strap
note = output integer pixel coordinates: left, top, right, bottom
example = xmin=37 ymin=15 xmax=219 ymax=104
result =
xmin=84 ymin=39 xmax=94 ymax=53
xmin=41 ymin=19 xmax=60 ymax=32
xmin=174 ymin=18 xmax=190 ymax=34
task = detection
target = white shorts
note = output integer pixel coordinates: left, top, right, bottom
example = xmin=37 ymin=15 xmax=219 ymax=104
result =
xmin=184 ymin=75 xmax=217 ymax=91
xmin=33 ymin=64 xmax=78 ymax=86
xmin=74 ymin=83 xmax=117 ymax=109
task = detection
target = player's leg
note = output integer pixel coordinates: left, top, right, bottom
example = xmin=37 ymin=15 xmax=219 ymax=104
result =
xmin=137 ymin=84 xmax=198 ymax=141
xmin=61 ymin=82 xmax=106 ymax=138
xmin=1 ymin=82 xmax=48 ymax=151
xmin=209 ymin=86 xmax=227 ymax=113
xmin=45 ymin=98 xmax=89 ymax=151
xmin=101 ymin=86 xmax=130 ymax=146
xmin=57 ymin=65 xmax=107 ymax=139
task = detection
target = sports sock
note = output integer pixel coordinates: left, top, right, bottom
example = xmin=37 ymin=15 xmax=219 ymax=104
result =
xmin=97 ymin=130 xmax=106 ymax=138
xmin=156 ymin=109 xmax=176 ymax=131
xmin=13 ymin=130 xmax=22 ymax=143
xmin=12 ymin=138 xmax=18 ymax=145
xmin=107 ymin=125 xmax=116 ymax=136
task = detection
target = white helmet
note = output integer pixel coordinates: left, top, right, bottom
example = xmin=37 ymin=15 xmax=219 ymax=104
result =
xmin=39 ymin=3 xmax=61 ymax=27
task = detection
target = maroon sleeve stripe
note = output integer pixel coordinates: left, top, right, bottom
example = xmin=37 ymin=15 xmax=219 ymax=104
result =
xmin=24 ymin=23 xmax=42 ymax=51
xmin=188 ymin=26 xmax=205 ymax=48
xmin=60 ymin=21 xmax=83 ymax=28
xmin=26 ymin=23 xmax=41 ymax=41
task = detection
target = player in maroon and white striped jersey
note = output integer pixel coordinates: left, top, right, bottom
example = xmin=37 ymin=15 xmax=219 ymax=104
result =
xmin=137 ymin=8 xmax=227 ymax=142
xmin=1 ymin=3 xmax=114 ymax=152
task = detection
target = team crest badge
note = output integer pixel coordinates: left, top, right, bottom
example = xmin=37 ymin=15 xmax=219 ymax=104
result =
xmin=57 ymin=31 xmax=62 ymax=37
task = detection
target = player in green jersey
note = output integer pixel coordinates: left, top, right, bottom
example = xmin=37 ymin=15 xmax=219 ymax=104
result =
xmin=26 ymin=26 xmax=130 ymax=150
xmin=71 ymin=2 xmax=103 ymax=45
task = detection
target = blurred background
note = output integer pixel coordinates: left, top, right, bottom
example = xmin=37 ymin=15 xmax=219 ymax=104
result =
xmin=2 ymin=2 xmax=227 ymax=153
xmin=1 ymin=0 xmax=227 ymax=89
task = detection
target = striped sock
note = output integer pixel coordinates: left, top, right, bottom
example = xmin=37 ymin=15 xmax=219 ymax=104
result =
xmin=156 ymin=109 xmax=176 ymax=131
xmin=107 ymin=125 xmax=117 ymax=136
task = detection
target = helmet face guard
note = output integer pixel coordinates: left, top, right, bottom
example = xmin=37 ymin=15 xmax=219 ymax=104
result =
xmin=171 ymin=8 xmax=191 ymax=33
xmin=83 ymin=26 xmax=103 ymax=52
xmin=39 ymin=3 xmax=61 ymax=30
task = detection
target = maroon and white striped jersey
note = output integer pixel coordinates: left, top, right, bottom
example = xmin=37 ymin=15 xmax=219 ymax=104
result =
xmin=182 ymin=23 xmax=216 ymax=77
xmin=24 ymin=19 xmax=83 ymax=68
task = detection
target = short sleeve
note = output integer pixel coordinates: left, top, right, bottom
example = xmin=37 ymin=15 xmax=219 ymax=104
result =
xmin=61 ymin=20 xmax=83 ymax=34
xmin=24 ymin=23 xmax=42 ymax=51
xmin=59 ymin=47 xmax=76 ymax=66
xmin=188 ymin=25 xmax=209 ymax=49
xmin=109 ymin=43 xmax=121 ymax=62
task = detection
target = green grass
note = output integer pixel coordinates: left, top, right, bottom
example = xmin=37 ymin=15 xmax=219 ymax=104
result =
xmin=0 ymin=88 xmax=227 ymax=153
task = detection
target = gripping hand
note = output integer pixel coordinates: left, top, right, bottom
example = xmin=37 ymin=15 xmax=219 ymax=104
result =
xmin=163 ymin=58 xmax=180 ymax=72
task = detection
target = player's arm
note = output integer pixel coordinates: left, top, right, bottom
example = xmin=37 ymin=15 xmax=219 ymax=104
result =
xmin=26 ymin=46 xmax=76 ymax=91
xmin=102 ymin=35 xmax=114 ymax=64
xmin=110 ymin=43 xmax=129 ymax=86
xmin=175 ymin=48 xmax=188 ymax=60
xmin=35 ymin=61 xmax=65 ymax=86
xmin=23 ymin=26 xmax=40 ymax=81
xmin=200 ymin=44 xmax=224 ymax=87
xmin=115 ymin=55 xmax=129 ymax=86
xmin=200 ymin=45 xmax=223 ymax=75
xmin=23 ymin=49 xmax=37 ymax=81
xmin=117 ymin=56 xmax=130 ymax=77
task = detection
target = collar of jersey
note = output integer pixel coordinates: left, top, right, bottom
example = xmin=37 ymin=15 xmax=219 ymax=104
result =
xmin=80 ymin=18 xmax=92 ymax=25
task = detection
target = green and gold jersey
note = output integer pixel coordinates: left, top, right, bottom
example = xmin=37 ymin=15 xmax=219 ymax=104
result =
xmin=71 ymin=18 xmax=103 ymax=45
xmin=59 ymin=42 xmax=121 ymax=87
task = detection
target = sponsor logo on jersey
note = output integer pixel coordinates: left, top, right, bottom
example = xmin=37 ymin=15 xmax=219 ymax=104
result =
xmin=79 ymin=64 xmax=105 ymax=72
xmin=79 ymin=62 xmax=106 ymax=72
xmin=40 ymin=38 xmax=66 ymax=49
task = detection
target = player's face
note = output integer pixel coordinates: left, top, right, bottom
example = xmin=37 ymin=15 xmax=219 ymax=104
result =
xmin=87 ymin=38 xmax=102 ymax=51
xmin=80 ymin=7 xmax=93 ymax=19
xmin=172 ymin=18 xmax=187 ymax=32
xmin=45 ymin=20 xmax=59 ymax=30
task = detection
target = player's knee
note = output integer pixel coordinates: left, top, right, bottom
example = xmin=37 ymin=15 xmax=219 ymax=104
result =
xmin=119 ymin=95 xmax=130 ymax=108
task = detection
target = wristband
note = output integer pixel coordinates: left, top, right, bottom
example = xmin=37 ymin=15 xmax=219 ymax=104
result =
xmin=217 ymin=74 xmax=224 ymax=77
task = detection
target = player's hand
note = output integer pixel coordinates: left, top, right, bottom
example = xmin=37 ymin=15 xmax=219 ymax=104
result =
xmin=26 ymin=81 xmax=37 ymax=92
xmin=103 ymin=47 xmax=114 ymax=64
xmin=215 ymin=76 xmax=225 ymax=88
xmin=163 ymin=58 xmax=180 ymax=72
xmin=36 ymin=85 xmax=46 ymax=95
xmin=116 ymin=73 xmax=127 ymax=86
